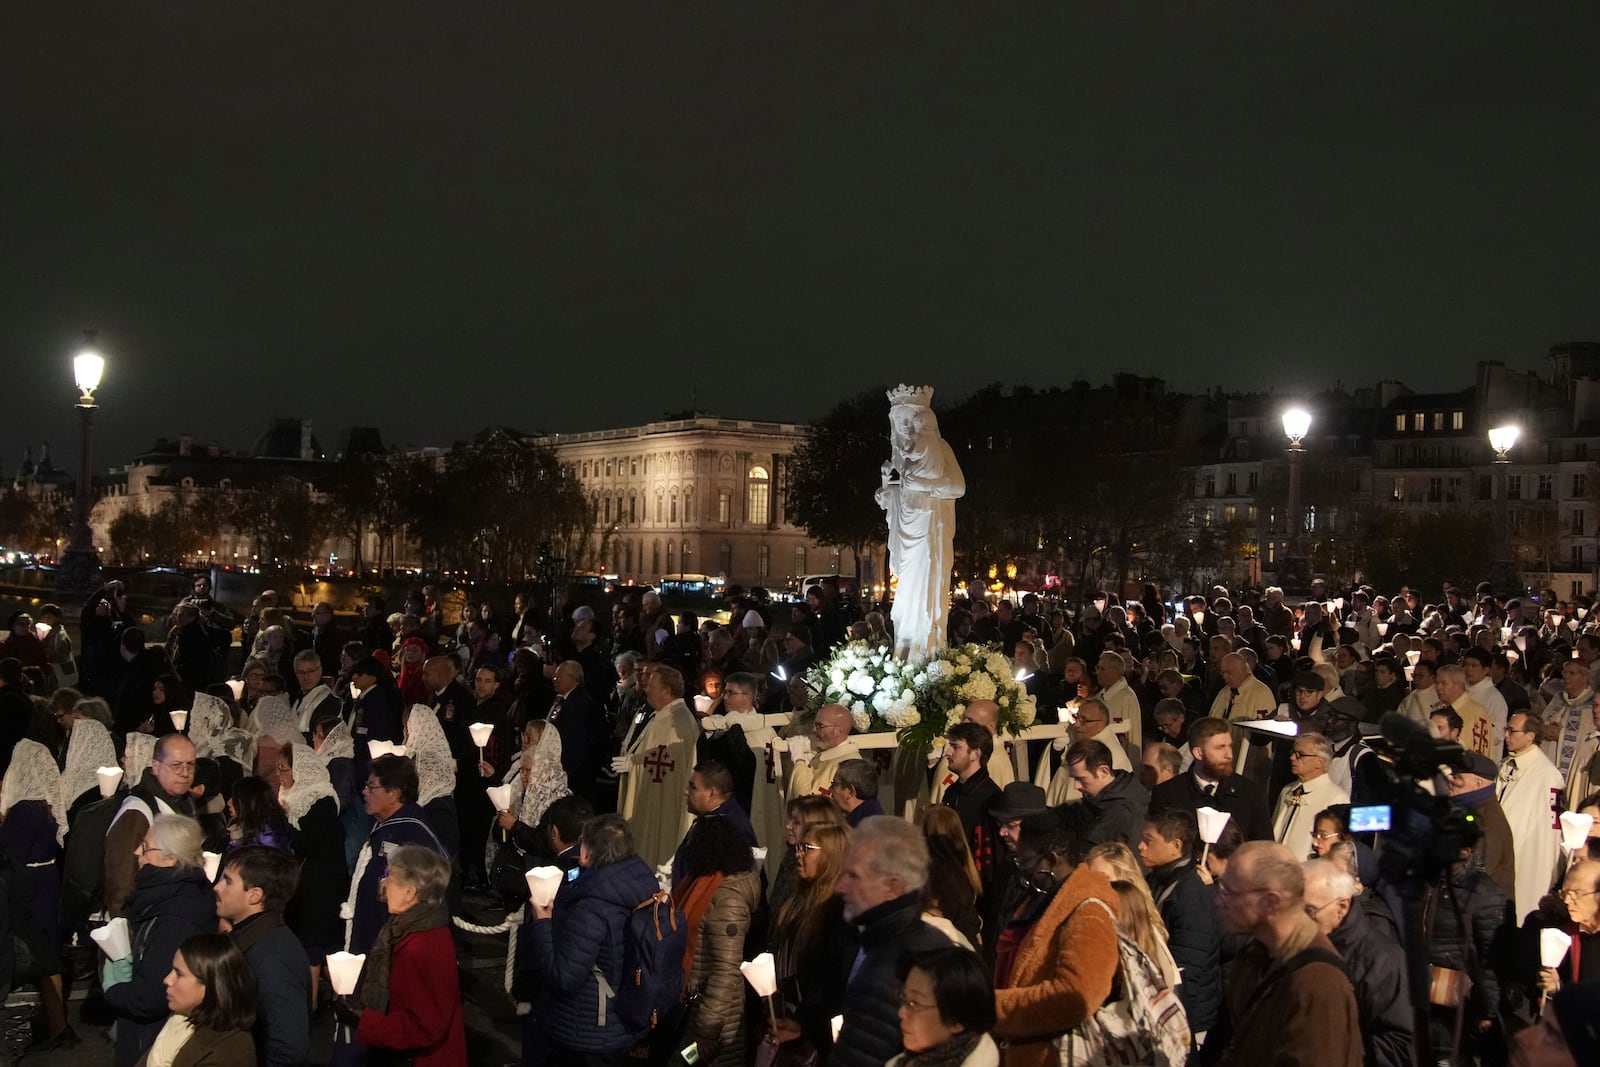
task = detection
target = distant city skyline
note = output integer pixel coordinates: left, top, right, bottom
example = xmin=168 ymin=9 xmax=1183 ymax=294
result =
xmin=7 ymin=6 xmax=1599 ymax=469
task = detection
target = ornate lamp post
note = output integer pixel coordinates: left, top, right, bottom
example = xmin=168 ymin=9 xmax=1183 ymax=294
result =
xmin=1277 ymin=407 xmax=1312 ymax=590
xmin=59 ymin=336 xmax=105 ymax=591
xmin=1488 ymin=424 xmax=1520 ymax=463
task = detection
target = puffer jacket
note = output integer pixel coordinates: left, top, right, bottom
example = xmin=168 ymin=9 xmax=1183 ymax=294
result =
xmin=832 ymin=894 xmax=962 ymax=1067
xmin=1327 ymin=891 xmax=1413 ymax=1067
xmin=530 ymin=854 xmax=662 ymax=1055
xmin=103 ymin=864 xmax=218 ymax=1067
xmin=1146 ymin=856 xmax=1222 ymax=1031
xmin=1424 ymin=856 xmax=1514 ymax=1030
xmin=685 ymin=871 xmax=761 ymax=1067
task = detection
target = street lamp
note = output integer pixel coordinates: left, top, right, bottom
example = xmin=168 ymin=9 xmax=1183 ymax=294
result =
xmin=1488 ymin=424 xmax=1520 ymax=463
xmin=1278 ymin=407 xmax=1312 ymax=590
xmin=59 ymin=333 xmax=106 ymax=591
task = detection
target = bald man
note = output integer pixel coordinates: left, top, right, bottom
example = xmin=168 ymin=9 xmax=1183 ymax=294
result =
xmin=929 ymin=698 xmax=1015 ymax=803
xmin=787 ymin=704 xmax=861 ymax=798
xmin=1096 ymin=651 xmax=1143 ymax=754
xmin=1210 ymin=652 xmax=1276 ymax=723
xmin=1210 ymin=842 xmax=1362 ymax=1066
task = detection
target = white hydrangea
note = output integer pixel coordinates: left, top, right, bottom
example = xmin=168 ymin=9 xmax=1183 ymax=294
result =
xmin=963 ymin=672 xmax=997 ymax=702
xmin=850 ymin=706 xmax=872 ymax=732
xmin=872 ymin=690 xmax=892 ymax=713
xmin=1016 ymin=694 xmax=1038 ymax=727
xmin=847 ymin=670 xmax=877 ymax=696
xmin=956 ymin=654 xmax=971 ymax=667
xmin=924 ymin=662 xmax=946 ymax=681
xmin=946 ymin=703 xmax=967 ymax=726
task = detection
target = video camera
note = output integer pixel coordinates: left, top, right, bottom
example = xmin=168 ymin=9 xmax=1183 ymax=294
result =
xmin=1360 ymin=711 xmax=1481 ymax=886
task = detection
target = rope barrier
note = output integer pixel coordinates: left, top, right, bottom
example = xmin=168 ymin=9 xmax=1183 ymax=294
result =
xmin=452 ymin=909 xmax=525 ymax=993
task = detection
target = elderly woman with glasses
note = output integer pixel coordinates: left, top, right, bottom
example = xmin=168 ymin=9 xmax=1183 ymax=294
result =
xmin=887 ymin=946 xmax=998 ymax=1067
xmin=102 ymin=814 xmax=218 ymax=1067
xmin=333 ymin=845 xmax=466 ymax=1067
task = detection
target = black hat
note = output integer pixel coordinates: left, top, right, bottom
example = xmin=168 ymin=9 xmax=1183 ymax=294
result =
xmin=1326 ymin=696 xmax=1366 ymax=722
xmin=990 ymin=782 xmax=1048 ymax=822
xmin=1293 ymin=671 xmax=1326 ymax=692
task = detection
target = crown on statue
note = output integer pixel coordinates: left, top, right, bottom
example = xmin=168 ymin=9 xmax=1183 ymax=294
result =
xmin=886 ymin=384 xmax=935 ymax=409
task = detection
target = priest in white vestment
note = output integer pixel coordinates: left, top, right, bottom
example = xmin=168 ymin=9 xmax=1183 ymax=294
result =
xmin=1273 ymin=732 xmax=1349 ymax=858
xmin=616 ymin=666 xmax=698 ymax=871
xmin=1499 ymin=709 xmax=1566 ymax=923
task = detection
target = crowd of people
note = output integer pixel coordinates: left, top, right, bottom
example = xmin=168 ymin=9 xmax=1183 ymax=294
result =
xmin=1 ymin=572 xmax=1600 ymax=1065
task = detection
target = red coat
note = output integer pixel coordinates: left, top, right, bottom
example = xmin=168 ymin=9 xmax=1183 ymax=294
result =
xmin=356 ymin=925 xmax=467 ymax=1067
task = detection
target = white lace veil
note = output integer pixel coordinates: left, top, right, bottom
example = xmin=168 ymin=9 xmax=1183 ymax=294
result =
xmin=280 ymin=740 xmax=340 ymax=827
xmin=124 ymin=733 xmax=158 ymax=782
xmin=318 ymin=718 xmax=354 ymax=763
xmin=518 ymin=725 xmax=571 ymax=827
xmin=404 ymin=705 xmax=456 ymax=806
xmin=61 ymin=719 xmax=118 ymax=811
xmin=1 ymin=739 xmax=65 ymax=844
xmin=188 ymin=692 xmax=232 ymax=759
xmin=249 ymin=693 xmax=302 ymax=745
xmin=214 ymin=728 xmax=258 ymax=775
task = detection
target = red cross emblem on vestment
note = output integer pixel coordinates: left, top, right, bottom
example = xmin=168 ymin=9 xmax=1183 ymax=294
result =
xmin=644 ymin=745 xmax=676 ymax=784
xmin=1472 ymin=718 xmax=1491 ymax=754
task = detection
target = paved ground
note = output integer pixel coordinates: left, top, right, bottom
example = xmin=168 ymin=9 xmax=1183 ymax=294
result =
xmin=8 ymin=889 xmax=526 ymax=1067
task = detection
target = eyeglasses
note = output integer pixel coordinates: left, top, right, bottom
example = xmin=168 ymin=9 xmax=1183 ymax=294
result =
xmin=897 ymin=994 xmax=938 ymax=1013
xmin=159 ymin=760 xmax=197 ymax=773
xmin=1289 ymin=751 xmax=1324 ymax=760
xmin=1311 ymin=830 xmax=1344 ymax=841
xmin=793 ymin=842 xmax=822 ymax=855
xmin=362 ymin=782 xmax=388 ymax=794
xmin=1304 ymin=898 xmax=1344 ymax=919
xmin=135 ymin=843 xmax=169 ymax=858
xmin=1560 ymin=887 xmax=1599 ymax=901
xmin=1216 ymin=881 xmax=1269 ymax=899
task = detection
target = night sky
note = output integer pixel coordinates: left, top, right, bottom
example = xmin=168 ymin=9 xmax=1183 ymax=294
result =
xmin=5 ymin=5 xmax=1599 ymax=470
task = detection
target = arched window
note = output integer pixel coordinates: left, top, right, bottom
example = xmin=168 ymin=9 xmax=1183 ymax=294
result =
xmin=793 ymin=545 xmax=806 ymax=577
xmin=666 ymin=541 xmax=676 ymax=574
xmin=652 ymin=541 xmax=661 ymax=575
xmin=748 ymin=465 xmax=770 ymax=524
xmin=656 ymin=495 xmax=664 ymax=524
xmin=681 ymin=540 xmax=691 ymax=572
xmin=670 ymin=493 xmax=678 ymax=524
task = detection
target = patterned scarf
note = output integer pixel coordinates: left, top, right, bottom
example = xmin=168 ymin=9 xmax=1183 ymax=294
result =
xmin=356 ymin=900 xmax=451 ymax=1014
xmin=899 ymin=1032 xmax=981 ymax=1067
xmin=1555 ymin=689 xmax=1597 ymax=777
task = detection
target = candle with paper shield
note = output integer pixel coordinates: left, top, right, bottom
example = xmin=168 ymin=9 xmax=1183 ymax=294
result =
xmin=1196 ymin=807 xmax=1231 ymax=868
xmin=169 ymin=709 xmax=188 ymax=732
xmin=225 ymin=678 xmax=244 ymax=702
xmin=693 ymin=695 xmax=714 ymax=715
xmin=740 ymin=952 xmax=779 ymax=1024
xmin=97 ymin=766 xmax=123 ymax=798
xmin=1539 ymin=928 xmax=1573 ymax=1007
xmin=368 ymin=741 xmax=409 ymax=759
xmin=1559 ymin=811 xmax=1594 ymax=853
xmin=831 ymin=1016 xmax=844 ymax=1042
xmin=485 ymin=783 xmax=516 ymax=813
xmin=469 ymin=722 xmax=494 ymax=765
xmin=525 ymin=866 xmax=564 ymax=908
xmin=90 ymin=916 xmax=132 ymax=961
xmin=202 ymin=851 xmax=221 ymax=882
xmin=326 ymin=951 xmax=366 ymax=995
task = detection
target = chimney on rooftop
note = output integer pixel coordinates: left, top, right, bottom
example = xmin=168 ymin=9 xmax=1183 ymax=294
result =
xmin=300 ymin=419 xmax=314 ymax=460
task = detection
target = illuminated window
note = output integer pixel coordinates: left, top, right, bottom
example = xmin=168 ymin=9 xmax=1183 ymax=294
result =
xmin=1394 ymin=414 xmax=1405 ymax=432
xmin=757 ymin=544 xmax=769 ymax=578
xmin=748 ymin=466 xmax=770 ymax=524
xmin=719 ymin=490 xmax=732 ymax=526
xmin=667 ymin=541 xmax=676 ymax=574
xmin=1451 ymin=411 xmax=1464 ymax=430
xmin=1432 ymin=412 xmax=1443 ymax=431
xmin=1412 ymin=413 xmax=1424 ymax=431
xmin=793 ymin=545 xmax=806 ymax=576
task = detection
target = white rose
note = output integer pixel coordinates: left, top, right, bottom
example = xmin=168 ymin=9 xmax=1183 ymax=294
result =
xmin=848 ymin=671 xmax=876 ymax=696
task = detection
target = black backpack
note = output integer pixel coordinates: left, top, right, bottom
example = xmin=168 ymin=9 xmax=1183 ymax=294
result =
xmin=62 ymin=793 xmax=127 ymax=916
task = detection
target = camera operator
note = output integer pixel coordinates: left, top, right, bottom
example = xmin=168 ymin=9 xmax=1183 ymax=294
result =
xmin=1421 ymin=834 xmax=1515 ymax=1064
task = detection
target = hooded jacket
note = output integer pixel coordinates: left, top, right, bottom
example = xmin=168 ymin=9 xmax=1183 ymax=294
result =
xmin=530 ymin=854 xmax=663 ymax=1054
xmin=104 ymin=864 xmax=217 ymax=1067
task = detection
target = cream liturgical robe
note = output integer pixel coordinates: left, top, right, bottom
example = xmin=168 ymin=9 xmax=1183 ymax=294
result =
xmin=1272 ymin=774 xmax=1349 ymax=858
xmin=1498 ymin=745 xmax=1565 ymax=924
xmin=717 ymin=710 xmax=787 ymax=882
xmin=1036 ymin=733 xmax=1133 ymax=807
xmin=1564 ymin=730 xmax=1600 ymax=813
xmin=787 ymin=740 xmax=861 ymax=799
xmin=620 ymin=699 xmax=698 ymax=871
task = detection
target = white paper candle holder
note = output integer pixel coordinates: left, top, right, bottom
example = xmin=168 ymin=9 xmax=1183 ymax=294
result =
xmin=327 ymin=951 xmax=366 ymax=995
xmin=526 ymin=866 xmax=564 ymax=908
xmin=97 ymin=766 xmax=123 ymax=798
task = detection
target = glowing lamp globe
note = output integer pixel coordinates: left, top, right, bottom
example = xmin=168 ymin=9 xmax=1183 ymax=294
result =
xmin=1282 ymin=408 xmax=1312 ymax=445
xmin=74 ymin=349 xmax=105 ymax=397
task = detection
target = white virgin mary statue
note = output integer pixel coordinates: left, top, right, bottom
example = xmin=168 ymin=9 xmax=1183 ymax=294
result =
xmin=876 ymin=385 xmax=965 ymax=662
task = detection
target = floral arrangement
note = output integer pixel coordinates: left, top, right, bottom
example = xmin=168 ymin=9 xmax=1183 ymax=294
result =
xmin=801 ymin=639 xmax=1037 ymax=749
